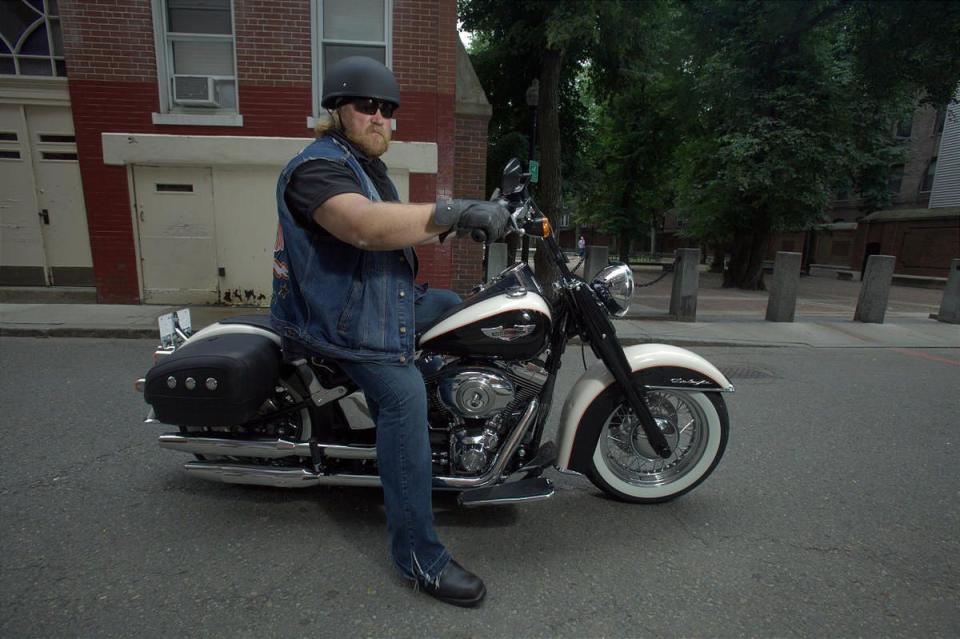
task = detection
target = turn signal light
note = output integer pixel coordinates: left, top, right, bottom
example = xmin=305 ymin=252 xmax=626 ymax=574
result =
xmin=524 ymin=218 xmax=552 ymax=237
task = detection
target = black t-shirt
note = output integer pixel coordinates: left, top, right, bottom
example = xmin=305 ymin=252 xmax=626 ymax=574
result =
xmin=284 ymin=130 xmax=418 ymax=274
xmin=283 ymin=130 xmax=398 ymax=228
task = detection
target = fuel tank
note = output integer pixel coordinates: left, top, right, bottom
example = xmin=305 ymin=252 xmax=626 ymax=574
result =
xmin=419 ymin=263 xmax=552 ymax=359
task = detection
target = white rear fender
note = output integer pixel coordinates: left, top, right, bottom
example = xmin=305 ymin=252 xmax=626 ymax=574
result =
xmin=184 ymin=322 xmax=282 ymax=347
xmin=555 ymin=344 xmax=733 ymax=471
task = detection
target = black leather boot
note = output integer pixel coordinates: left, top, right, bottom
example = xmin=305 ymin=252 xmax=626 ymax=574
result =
xmin=417 ymin=560 xmax=486 ymax=607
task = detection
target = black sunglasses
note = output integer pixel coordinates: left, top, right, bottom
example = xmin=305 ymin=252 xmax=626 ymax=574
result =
xmin=348 ymin=97 xmax=397 ymax=118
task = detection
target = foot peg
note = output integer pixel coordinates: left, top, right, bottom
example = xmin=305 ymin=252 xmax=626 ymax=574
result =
xmin=517 ymin=440 xmax=557 ymax=476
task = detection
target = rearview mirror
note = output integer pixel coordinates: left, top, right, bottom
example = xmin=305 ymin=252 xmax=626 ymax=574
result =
xmin=501 ymin=158 xmax=525 ymax=195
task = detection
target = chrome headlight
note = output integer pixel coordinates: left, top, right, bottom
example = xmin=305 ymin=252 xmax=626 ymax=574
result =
xmin=591 ymin=264 xmax=635 ymax=317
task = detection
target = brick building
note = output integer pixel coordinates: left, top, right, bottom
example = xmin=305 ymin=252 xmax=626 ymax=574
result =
xmin=0 ymin=0 xmax=491 ymax=304
xmin=766 ymin=97 xmax=959 ymax=280
xmin=828 ymin=102 xmax=947 ymax=222
xmin=646 ymin=95 xmax=957 ymax=278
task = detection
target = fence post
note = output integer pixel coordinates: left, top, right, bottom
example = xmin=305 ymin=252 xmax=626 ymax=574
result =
xmin=584 ymin=245 xmax=609 ymax=282
xmin=669 ymin=248 xmax=700 ymax=321
xmin=765 ymin=251 xmax=803 ymax=322
xmin=486 ymin=242 xmax=508 ymax=281
xmin=934 ymin=258 xmax=960 ymax=324
xmin=854 ymin=254 xmax=895 ymax=323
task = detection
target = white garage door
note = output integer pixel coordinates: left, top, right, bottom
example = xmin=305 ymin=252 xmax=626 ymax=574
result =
xmin=0 ymin=104 xmax=93 ymax=286
xmin=133 ymin=166 xmax=219 ymax=304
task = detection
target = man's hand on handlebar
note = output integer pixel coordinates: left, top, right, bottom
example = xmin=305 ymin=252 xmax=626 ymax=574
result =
xmin=433 ymin=199 xmax=511 ymax=243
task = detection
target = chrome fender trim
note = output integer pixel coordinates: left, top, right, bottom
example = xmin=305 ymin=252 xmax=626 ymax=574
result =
xmin=554 ymin=344 xmax=733 ymax=470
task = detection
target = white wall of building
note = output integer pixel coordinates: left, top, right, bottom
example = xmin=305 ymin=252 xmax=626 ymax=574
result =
xmin=103 ymin=133 xmax=436 ymax=305
xmin=929 ymin=90 xmax=960 ymax=208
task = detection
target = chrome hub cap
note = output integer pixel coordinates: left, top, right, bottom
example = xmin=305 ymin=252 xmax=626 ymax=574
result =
xmin=600 ymin=391 xmax=707 ymax=487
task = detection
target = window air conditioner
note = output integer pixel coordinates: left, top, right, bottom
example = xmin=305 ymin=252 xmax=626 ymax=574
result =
xmin=172 ymin=75 xmax=220 ymax=107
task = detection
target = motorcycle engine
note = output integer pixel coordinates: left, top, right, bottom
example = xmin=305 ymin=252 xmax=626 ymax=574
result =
xmin=420 ymin=357 xmax=548 ymax=475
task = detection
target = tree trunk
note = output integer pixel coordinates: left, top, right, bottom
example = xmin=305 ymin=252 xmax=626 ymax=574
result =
xmin=618 ymin=230 xmax=631 ymax=263
xmin=710 ymin=245 xmax=726 ymax=273
xmin=533 ymin=48 xmax=563 ymax=289
xmin=723 ymin=229 xmax=768 ymax=290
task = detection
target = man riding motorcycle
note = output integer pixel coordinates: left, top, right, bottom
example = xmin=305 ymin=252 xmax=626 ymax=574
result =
xmin=271 ymin=55 xmax=509 ymax=607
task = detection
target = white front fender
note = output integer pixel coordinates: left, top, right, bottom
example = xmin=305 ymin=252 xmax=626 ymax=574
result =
xmin=555 ymin=344 xmax=733 ymax=471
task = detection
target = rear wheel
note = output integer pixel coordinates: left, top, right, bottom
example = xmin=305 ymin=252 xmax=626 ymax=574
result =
xmin=585 ymin=387 xmax=729 ymax=503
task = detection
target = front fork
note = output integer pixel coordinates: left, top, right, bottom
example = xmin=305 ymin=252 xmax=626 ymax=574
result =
xmin=569 ymin=284 xmax=673 ymax=459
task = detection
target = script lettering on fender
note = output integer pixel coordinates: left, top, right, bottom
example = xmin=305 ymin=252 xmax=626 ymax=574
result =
xmin=670 ymin=378 xmax=712 ymax=386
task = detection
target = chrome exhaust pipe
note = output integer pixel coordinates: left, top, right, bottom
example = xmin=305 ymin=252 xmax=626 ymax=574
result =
xmin=183 ymin=462 xmax=382 ymax=488
xmin=159 ymin=434 xmax=377 ymax=460
xmin=178 ymin=400 xmax=539 ymax=491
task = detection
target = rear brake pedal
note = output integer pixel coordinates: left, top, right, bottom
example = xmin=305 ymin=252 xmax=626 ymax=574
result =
xmin=517 ymin=440 xmax=557 ymax=476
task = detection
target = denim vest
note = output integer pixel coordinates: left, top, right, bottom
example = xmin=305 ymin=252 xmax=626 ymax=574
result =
xmin=270 ymin=135 xmax=416 ymax=364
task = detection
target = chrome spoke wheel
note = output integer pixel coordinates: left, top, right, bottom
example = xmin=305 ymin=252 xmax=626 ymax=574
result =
xmin=598 ymin=390 xmax=708 ymax=488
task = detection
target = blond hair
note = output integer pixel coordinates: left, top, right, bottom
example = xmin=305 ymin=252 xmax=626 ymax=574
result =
xmin=313 ymin=110 xmax=341 ymax=137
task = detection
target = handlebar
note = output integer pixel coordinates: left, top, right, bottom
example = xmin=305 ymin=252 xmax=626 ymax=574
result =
xmin=467 ymin=202 xmax=527 ymax=245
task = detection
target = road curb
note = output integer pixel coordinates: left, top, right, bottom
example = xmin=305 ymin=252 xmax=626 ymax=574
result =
xmin=572 ymin=337 xmax=792 ymax=348
xmin=4 ymin=327 xmax=956 ymax=349
xmin=0 ymin=327 xmax=156 ymax=339
xmin=2 ymin=326 xmax=782 ymax=348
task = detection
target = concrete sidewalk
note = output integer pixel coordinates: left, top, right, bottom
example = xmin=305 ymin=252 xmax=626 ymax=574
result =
xmin=613 ymin=315 xmax=958 ymax=348
xmin=1 ymin=270 xmax=957 ymax=348
xmin=1 ymin=279 xmax=957 ymax=349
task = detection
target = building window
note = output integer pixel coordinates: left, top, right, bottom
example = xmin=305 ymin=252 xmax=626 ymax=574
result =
xmin=153 ymin=0 xmax=237 ymax=115
xmin=895 ymin=116 xmax=913 ymax=138
xmin=313 ymin=0 xmax=392 ymax=118
xmin=933 ymin=105 xmax=947 ymax=138
xmin=0 ymin=0 xmax=66 ymax=77
xmin=887 ymin=165 xmax=904 ymax=194
xmin=920 ymin=157 xmax=937 ymax=193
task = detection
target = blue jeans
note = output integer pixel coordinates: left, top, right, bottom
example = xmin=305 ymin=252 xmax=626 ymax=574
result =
xmin=338 ymin=286 xmax=462 ymax=582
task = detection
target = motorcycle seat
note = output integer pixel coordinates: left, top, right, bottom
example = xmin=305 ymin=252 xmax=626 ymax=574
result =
xmin=219 ymin=314 xmax=276 ymax=333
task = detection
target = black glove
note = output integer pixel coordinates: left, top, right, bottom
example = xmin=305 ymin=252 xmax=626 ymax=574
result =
xmin=434 ymin=199 xmax=510 ymax=243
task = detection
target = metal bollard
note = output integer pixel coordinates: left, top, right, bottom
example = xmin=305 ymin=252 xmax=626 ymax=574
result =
xmin=486 ymin=242 xmax=508 ymax=282
xmin=765 ymin=251 xmax=803 ymax=322
xmin=854 ymin=254 xmax=895 ymax=323
xmin=584 ymin=245 xmax=609 ymax=282
xmin=669 ymin=248 xmax=700 ymax=321
xmin=934 ymin=258 xmax=960 ymax=324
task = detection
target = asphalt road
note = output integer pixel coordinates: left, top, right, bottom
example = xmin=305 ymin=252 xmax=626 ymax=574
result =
xmin=1 ymin=337 xmax=958 ymax=638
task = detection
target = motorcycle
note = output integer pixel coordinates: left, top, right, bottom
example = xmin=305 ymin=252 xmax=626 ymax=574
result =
xmin=135 ymin=159 xmax=733 ymax=506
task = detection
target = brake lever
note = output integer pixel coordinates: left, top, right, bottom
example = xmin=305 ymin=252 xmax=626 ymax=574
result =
xmin=507 ymin=203 xmax=529 ymax=236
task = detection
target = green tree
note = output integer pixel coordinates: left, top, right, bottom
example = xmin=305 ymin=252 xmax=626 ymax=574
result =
xmin=460 ymin=0 xmax=627 ymax=283
xmin=575 ymin=1 xmax=689 ymax=262
xmin=460 ymin=0 xmax=597 ymax=214
xmin=461 ymin=0 xmax=960 ymax=290
xmin=674 ymin=0 xmax=960 ymax=289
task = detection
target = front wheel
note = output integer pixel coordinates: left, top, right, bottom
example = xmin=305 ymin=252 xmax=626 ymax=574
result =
xmin=585 ymin=386 xmax=729 ymax=503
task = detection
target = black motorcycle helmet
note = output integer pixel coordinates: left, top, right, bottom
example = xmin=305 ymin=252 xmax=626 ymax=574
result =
xmin=321 ymin=56 xmax=401 ymax=110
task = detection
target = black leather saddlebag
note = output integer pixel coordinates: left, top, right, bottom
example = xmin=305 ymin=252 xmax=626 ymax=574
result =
xmin=144 ymin=334 xmax=281 ymax=427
